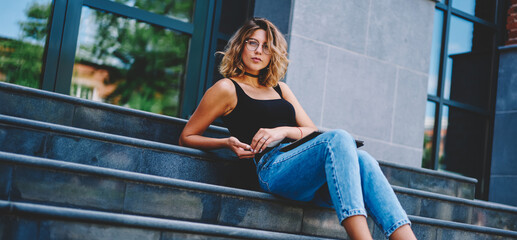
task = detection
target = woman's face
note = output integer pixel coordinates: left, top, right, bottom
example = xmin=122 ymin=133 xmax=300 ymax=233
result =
xmin=241 ymin=29 xmax=272 ymax=75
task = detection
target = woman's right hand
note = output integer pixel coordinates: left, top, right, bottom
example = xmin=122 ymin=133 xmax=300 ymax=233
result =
xmin=227 ymin=137 xmax=255 ymax=159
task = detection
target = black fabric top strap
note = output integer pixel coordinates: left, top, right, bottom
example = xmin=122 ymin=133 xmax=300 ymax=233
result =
xmin=222 ymin=79 xmax=297 ymax=145
xmin=273 ymin=84 xmax=283 ymax=98
xmin=229 ymin=78 xmax=246 ymax=98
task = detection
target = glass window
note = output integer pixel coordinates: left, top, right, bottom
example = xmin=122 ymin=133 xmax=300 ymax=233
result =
xmin=451 ymin=0 xmax=495 ymax=22
xmin=440 ymin=106 xmax=487 ymax=181
xmin=437 ymin=106 xmax=449 ymax=170
xmin=428 ymin=10 xmax=444 ymax=96
xmin=115 ymin=0 xmax=196 ymax=23
xmin=422 ymin=101 xmax=437 ymax=169
xmin=425 ymin=0 xmax=497 ymax=200
xmin=0 ymin=0 xmax=52 ymax=89
xmin=72 ymin=7 xmax=190 ymax=117
xmin=444 ymin=16 xmax=492 ymax=109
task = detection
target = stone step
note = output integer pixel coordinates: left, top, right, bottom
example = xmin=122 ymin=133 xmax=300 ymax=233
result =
xmin=0 ymin=114 xmax=477 ymax=198
xmin=0 ymin=82 xmax=478 ymax=199
xmin=0 ymin=201 xmax=337 ymax=240
xmin=0 ymin=81 xmax=220 ymax=146
xmin=1 ymin=152 xmax=516 ymax=239
xmin=0 ymin=114 xmax=258 ymax=190
xmin=2 ymin=202 xmax=516 ymax=240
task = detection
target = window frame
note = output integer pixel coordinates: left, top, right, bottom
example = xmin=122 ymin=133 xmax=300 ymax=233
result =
xmin=40 ymin=0 xmax=245 ymax=118
xmin=426 ymin=0 xmax=503 ymax=199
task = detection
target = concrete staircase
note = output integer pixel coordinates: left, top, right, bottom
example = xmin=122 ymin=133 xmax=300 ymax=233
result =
xmin=1 ymin=82 xmax=516 ymax=239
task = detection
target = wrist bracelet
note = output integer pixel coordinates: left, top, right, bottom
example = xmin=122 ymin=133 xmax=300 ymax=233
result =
xmin=296 ymin=127 xmax=303 ymax=139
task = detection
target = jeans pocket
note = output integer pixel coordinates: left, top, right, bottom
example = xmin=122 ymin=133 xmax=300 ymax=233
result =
xmin=257 ymin=143 xmax=286 ymax=170
xmin=256 ymin=153 xmax=271 ymax=170
xmin=257 ymin=169 xmax=272 ymax=192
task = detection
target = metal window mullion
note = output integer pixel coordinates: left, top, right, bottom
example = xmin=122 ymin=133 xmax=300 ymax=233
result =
xmin=82 ymin=0 xmax=194 ymax=35
xmin=450 ymin=9 xmax=497 ymax=29
xmin=442 ymin=99 xmax=491 ymax=116
xmin=433 ymin=2 xmax=452 ymax=170
xmin=427 ymin=95 xmax=441 ymax=103
xmin=53 ymin=0 xmax=84 ymax=94
xmin=180 ymin=0 xmax=216 ymax=119
xmin=435 ymin=2 xmax=447 ymax=11
xmin=203 ymin=0 xmax=224 ymax=93
xmin=41 ymin=0 xmax=68 ymax=91
xmin=194 ymin=0 xmax=217 ymax=109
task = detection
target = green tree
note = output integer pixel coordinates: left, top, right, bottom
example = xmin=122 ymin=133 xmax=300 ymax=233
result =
xmin=422 ymin=134 xmax=432 ymax=168
xmin=0 ymin=1 xmax=51 ymax=88
xmin=20 ymin=2 xmax=51 ymax=42
xmin=75 ymin=0 xmax=193 ymax=116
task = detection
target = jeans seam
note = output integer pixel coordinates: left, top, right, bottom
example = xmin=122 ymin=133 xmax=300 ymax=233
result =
xmin=257 ymin=147 xmax=279 ymax=171
xmin=257 ymin=169 xmax=272 ymax=192
xmin=338 ymin=209 xmax=368 ymax=224
xmin=256 ymin=146 xmax=286 ymax=192
xmin=329 ymin=142 xmax=349 ymax=220
xmin=384 ymin=218 xmax=411 ymax=238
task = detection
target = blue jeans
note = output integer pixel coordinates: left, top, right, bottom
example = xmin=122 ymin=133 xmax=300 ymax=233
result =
xmin=255 ymin=129 xmax=410 ymax=238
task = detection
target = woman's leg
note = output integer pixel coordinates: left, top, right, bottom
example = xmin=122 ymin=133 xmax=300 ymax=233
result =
xmin=389 ymin=224 xmax=417 ymax=240
xmin=256 ymin=130 xmax=371 ymax=239
xmin=257 ymin=130 xmax=367 ymax=216
xmin=356 ymin=149 xmax=413 ymax=238
xmin=342 ymin=215 xmax=373 ymax=240
xmin=257 ymin=129 xmax=411 ymax=239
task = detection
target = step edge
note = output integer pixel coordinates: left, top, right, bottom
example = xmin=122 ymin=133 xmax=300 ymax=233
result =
xmin=0 ymin=114 xmax=478 ymax=185
xmin=0 ymin=151 xmax=283 ymax=204
xmin=2 ymin=200 xmax=517 ymax=239
xmin=0 ymin=200 xmax=334 ymax=240
xmin=378 ymin=160 xmax=477 ymax=184
xmin=409 ymin=215 xmax=517 ymax=238
xmin=0 ymin=114 xmax=238 ymax=162
xmin=0 ymin=82 xmax=229 ymax=135
xmin=0 ymin=82 xmax=481 ymax=185
xmin=3 ymin=151 xmax=517 ymax=216
xmin=393 ymin=185 xmax=517 ymax=214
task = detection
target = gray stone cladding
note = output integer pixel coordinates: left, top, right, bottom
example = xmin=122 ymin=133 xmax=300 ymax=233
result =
xmin=286 ymin=0 xmax=435 ymax=167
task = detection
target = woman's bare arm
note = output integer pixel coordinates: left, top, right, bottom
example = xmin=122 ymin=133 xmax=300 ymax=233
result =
xmin=278 ymin=81 xmax=318 ymax=137
xmin=179 ymin=79 xmax=254 ymax=158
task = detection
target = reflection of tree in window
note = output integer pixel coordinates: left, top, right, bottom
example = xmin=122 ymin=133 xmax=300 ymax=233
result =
xmin=0 ymin=2 xmax=50 ymax=88
xmin=113 ymin=0 xmax=194 ymax=23
xmin=74 ymin=6 xmax=190 ymax=117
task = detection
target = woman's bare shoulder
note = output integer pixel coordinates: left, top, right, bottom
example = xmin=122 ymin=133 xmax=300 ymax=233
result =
xmin=209 ymin=78 xmax=236 ymax=97
xmin=277 ymin=81 xmax=289 ymax=88
xmin=277 ymin=81 xmax=293 ymax=92
xmin=277 ymin=81 xmax=298 ymax=100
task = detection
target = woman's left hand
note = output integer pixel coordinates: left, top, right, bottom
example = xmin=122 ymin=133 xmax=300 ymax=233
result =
xmin=250 ymin=128 xmax=287 ymax=153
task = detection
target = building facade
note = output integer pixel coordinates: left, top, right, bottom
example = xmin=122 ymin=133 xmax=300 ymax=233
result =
xmin=1 ymin=0 xmax=516 ymax=205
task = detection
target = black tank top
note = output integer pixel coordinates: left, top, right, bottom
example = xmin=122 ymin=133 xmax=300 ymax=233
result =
xmin=222 ymin=79 xmax=297 ymax=144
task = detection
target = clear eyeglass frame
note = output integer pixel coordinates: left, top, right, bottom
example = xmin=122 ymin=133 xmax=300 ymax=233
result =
xmin=245 ymin=39 xmax=270 ymax=55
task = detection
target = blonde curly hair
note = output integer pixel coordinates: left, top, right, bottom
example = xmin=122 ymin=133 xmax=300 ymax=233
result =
xmin=218 ymin=18 xmax=289 ymax=87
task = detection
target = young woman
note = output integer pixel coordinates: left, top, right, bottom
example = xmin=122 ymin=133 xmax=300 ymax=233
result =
xmin=179 ymin=17 xmax=417 ymax=240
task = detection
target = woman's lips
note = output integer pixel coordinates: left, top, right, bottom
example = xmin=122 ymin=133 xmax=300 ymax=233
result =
xmin=251 ymin=57 xmax=262 ymax=62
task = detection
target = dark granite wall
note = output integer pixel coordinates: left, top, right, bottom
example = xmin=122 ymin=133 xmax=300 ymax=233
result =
xmin=489 ymin=46 xmax=517 ymax=206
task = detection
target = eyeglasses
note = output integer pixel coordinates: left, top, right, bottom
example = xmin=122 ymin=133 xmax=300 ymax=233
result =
xmin=245 ymin=39 xmax=270 ymax=55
